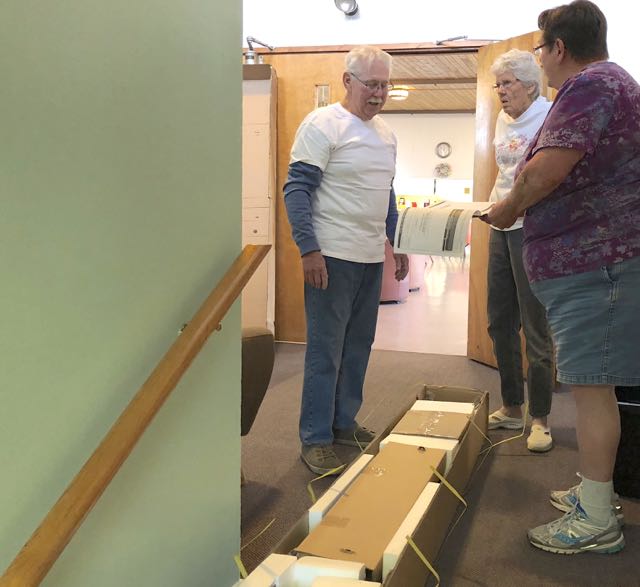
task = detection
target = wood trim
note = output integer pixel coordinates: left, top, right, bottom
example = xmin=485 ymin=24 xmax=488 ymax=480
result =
xmin=382 ymin=109 xmax=475 ymax=114
xmin=0 ymin=244 xmax=270 ymax=587
xmin=249 ymin=41 xmax=493 ymax=55
xmin=392 ymin=77 xmax=477 ymax=85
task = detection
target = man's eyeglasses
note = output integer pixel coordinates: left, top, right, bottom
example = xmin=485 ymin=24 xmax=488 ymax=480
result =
xmin=349 ymin=72 xmax=393 ymax=92
xmin=492 ymin=79 xmax=521 ymax=91
xmin=534 ymin=42 xmax=551 ymax=56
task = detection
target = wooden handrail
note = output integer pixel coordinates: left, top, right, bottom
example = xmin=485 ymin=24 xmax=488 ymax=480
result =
xmin=0 ymin=244 xmax=271 ymax=587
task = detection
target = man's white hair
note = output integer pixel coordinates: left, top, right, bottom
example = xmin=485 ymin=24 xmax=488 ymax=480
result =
xmin=491 ymin=49 xmax=542 ymax=100
xmin=345 ymin=46 xmax=392 ymax=77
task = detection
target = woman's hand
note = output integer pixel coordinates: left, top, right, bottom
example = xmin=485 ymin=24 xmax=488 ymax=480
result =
xmin=485 ymin=198 xmax=520 ymax=229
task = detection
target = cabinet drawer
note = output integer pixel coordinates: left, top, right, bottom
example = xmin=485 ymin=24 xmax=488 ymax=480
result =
xmin=242 ymin=208 xmax=270 ymax=240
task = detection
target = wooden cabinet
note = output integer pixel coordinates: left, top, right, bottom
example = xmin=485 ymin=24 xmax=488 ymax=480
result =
xmin=242 ymin=65 xmax=277 ymax=332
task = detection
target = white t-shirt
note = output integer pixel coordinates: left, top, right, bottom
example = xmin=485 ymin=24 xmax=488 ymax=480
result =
xmin=289 ymin=102 xmax=397 ymax=263
xmin=490 ymin=96 xmax=552 ymax=231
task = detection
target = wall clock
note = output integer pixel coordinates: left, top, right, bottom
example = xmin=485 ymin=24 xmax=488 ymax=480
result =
xmin=435 ymin=141 xmax=452 ymax=158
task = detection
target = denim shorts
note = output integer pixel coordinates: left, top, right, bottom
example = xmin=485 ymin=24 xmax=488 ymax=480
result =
xmin=530 ymin=256 xmax=640 ymax=386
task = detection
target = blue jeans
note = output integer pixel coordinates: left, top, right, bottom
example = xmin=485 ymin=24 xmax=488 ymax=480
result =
xmin=487 ymin=229 xmax=554 ymax=418
xmin=300 ymin=256 xmax=384 ymax=446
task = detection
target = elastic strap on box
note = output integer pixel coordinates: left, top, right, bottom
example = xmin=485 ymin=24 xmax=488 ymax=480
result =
xmin=234 ymin=555 xmax=248 ymax=580
xmin=234 ymin=518 xmax=276 ymax=579
xmin=430 ymin=465 xmax=467 ymax=507
xmin=406 ymin=535 xmax=440 ymax=587
xmin=430 ymin=464 xmax=469 ymax=542
xmin=464 ymin=414 xmax=493 ymax=473
xmin=307 ymin=464 xmax=346 ymax=504
xmin=466 ymin=413 xmax=492 ymax=446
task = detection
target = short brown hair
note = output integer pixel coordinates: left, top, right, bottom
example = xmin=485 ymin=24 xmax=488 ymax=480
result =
xmin=538 ymin=0 xmax=608 ymax=62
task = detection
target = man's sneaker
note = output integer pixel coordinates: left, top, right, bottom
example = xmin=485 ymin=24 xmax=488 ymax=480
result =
xmin=300 ymin=444 xmax=344 ymax=475
xmin=333 ymin=424 xmax=376 ymax=448
xmin=550 ymin=483 xmax=624 ymax=523
xmin=528 ymin=502 xmax=625 ymax=555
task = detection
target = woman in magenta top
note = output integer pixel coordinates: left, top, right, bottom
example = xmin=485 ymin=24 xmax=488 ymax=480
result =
xmin=487 ymin=0 xmax=640 ymax=556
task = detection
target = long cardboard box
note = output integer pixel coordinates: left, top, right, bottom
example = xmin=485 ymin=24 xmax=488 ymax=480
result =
xmin=295 ymin=443 xmax=447 ymax=580
xmin=270 ymin=385 xmax=488 ymax=587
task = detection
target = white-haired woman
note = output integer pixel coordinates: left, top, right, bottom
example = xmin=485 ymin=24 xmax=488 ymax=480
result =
xmin=486 ymin=49 xmax=555 ymax=452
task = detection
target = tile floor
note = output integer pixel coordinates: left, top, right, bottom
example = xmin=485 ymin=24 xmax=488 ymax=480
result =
xmin=373 ymin=252 xmax=470 ymax=356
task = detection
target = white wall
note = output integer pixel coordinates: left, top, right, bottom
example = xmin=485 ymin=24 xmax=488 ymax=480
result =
xmin=243 ymin=0 xmax=640 ymax=80
xmin=381 ymin=113 xmax=475 ymax=198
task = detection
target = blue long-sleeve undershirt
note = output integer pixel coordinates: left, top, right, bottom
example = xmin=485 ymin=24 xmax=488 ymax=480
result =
xmin=283 ymin=160 xmax=400 ymax=257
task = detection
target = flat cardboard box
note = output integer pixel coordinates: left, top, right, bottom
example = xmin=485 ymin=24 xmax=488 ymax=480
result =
xmin=391 ymin=410 xmax=470 ymax=440
xmin=309 ymin=453 xmax=374 ymax=531
xmin=271 ymin=385 xmax=489 ymax=587
xmin=295 ymin=443 xmax=447 ymax=580
xmin=378 ymin=435 xmax=459 ymax=474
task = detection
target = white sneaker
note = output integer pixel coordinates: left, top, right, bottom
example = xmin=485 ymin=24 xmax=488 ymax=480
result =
xmin=527 ymin=424 xmax=553 ymax=452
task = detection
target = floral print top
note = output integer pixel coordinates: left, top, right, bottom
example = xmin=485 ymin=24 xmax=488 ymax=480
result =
xmin=519 ymin=61 xmax=640 ymax=282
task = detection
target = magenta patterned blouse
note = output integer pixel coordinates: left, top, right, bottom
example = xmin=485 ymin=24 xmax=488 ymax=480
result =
xmin=518 ymin=61 xmax=640 ymax=282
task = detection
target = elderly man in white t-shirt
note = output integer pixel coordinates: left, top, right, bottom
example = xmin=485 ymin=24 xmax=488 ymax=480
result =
xmin=284 ymin=46 xmax=409 ymax=475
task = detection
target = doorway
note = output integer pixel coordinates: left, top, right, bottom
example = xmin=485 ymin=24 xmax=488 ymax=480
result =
xmin=373 ymin=104 xmax=477 ymax=356
xmin=263 ymin=42 xmax=498 ymax=361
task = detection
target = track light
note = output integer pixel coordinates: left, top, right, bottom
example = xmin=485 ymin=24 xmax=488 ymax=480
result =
xmin=335 ymin=0 xmax=359 ymax=17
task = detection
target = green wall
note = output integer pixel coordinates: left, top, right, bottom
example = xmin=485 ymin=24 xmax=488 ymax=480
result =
xmin=0 ymin=2 xmax=242 ymax=585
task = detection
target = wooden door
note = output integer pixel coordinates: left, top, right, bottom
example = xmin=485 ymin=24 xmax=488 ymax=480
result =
xmin=263 ymin=52 xmax=349 ymax=342
xmin=466 ymin=32 xmax=553 ymax=369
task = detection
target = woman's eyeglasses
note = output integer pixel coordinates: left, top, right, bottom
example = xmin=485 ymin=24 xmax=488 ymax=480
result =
xmin=534 ymin=42 xmax=550 ymax=56
xmin=492 ymin=79 xmax=521 ymax=91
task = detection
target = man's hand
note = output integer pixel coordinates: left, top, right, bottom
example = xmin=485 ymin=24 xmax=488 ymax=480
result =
xmin=301 ymin=251 xmax=328 ymax=289
xmin=484 ymin=198 xmax=520 ymax=230
xmin=393 ymin=253 xmax=409 ymax=281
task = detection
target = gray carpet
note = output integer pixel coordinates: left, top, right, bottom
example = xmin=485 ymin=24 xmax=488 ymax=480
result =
xmin=241 ymin=344 xmax=639 ymax=586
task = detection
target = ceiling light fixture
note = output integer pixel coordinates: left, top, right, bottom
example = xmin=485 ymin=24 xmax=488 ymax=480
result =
xmin=388 ymin=88 xmax=409 ymax=101
xmin=335 ymin=0 xmax=359 ymax=17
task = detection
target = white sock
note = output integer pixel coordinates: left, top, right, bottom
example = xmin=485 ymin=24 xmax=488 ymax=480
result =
xmin=579 ymin=477 xmax=614 ymax=525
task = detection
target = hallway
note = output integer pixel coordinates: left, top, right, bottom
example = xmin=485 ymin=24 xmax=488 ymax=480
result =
xmin=373 ymin=254 xmax=470 ymax=356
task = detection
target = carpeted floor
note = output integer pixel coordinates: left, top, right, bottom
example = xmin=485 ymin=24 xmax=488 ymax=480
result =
xmin=241 ymin=344 xmax=639 ymax=587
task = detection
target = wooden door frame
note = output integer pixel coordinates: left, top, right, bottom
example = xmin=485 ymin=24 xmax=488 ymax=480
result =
xmin=261 ymin=42 xmax=493 ymax=342
xmin=466 ymin=32 xmax=553 ymax=371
